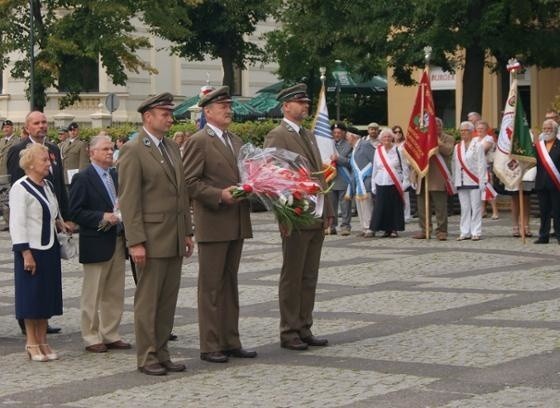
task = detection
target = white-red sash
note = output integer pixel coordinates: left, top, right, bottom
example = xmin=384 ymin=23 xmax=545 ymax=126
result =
xmin=536 ymin=140 xmax=560 ymax=191
xmin=433 ymin=153 xmax=457 ymax=195
xmin=378 ymin=145 xmax=404 ymax=202
xmin=456 ymin=142 xmax=497 ymax=200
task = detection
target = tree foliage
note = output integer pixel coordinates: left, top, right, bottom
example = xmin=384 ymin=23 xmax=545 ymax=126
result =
xmin=0 ymin=0 xmax=154 ymax=110
xmin=267 ymin=0 xmax=560 ymax=120
xmin=140 ymin=0 xmax=278 ymax=91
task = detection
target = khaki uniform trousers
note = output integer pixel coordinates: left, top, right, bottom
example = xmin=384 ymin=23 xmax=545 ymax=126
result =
xmin=134 ymin=256 xmax=182 ymax=367
xmin=416 ymin=180 xmax=448 ymax=235
xmin=81 ymin=237 xmax=126 ymax=346
xmin=279 ymin=228 xmax=324 ymax=343
xmin=197 ymin=240 xmax=244 ymax=353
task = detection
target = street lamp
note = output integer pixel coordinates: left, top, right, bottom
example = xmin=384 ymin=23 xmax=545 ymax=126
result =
xmin=29 ymin=0 xmax=35 ymax=110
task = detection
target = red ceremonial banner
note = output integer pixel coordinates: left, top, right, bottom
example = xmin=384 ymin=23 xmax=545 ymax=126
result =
xmin=403 ymin=70 xmax=438 ymax=177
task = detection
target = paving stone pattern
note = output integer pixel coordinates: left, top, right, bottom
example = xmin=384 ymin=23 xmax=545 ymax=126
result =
xmin=1 ymin=213 xmax=560 ymax=407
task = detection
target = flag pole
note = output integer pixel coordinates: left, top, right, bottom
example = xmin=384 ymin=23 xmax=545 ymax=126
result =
xmin=424 ymin=46 xmax=432 ymax=239
xmin=508 ymin=59 xmax=525 ymax=244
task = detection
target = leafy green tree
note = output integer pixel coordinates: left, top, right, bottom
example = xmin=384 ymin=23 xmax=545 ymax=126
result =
xmin=140 ymin=0 xmax=278 ymax=92
xmin=0 ymin=0 xmax=154 ymax=110
xmin=267 ymin=0 xmax=560 ymax=121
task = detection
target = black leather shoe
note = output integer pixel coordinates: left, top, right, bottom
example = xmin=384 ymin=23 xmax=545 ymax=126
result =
xmin=534 ymin=238 xmax=549 ymax=244
xmin=281 ymin=338 xmax=308 ymax=351
xmin=200 ymin=351 xmax=228 ymax=363
xmin=47 ymin=325 xmax=61 ymax=334
xmin=138 ymin=363 xmax=167 ymax=376
xmin=160 ymin=360 xmax=186 ymax=372
xmin=168 ymin=333 xmax=178 ymax=341
xmin=224 ymin=348 xmax=257 ymax=358
xmin=301 ymin=335 xmax=328 ymax=346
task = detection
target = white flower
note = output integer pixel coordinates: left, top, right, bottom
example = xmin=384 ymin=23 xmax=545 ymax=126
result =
xmin=303 ymin=200 xmax=309 ymax=211
xmin=287 ymin=194 xmax=293 ymax=206
xmin=277 ymin=194 xmax=287 ymax=206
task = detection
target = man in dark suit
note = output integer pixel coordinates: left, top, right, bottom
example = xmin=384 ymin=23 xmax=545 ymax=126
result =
xmin=7 ymin=111 xmax=69 ymax=335
xmin=534 ymin=119 xmax=560 ymax=244
xmin=69 ymin=134 xmax=131 ymax=353
xmin=264 ymin=83 xmax=334 ymax=351
xmin=183 ymin=86 xmax=255 ymax=363
xmin=346 ymin=129 xmax=376 ymax=237
xmin=118 ymin=93 xmax=194 ymax=376
xmin=328 ymin=122 xmax=353 ymax=236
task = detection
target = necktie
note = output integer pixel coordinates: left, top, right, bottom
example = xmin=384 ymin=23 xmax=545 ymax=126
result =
xmin=104 ymin=171 xmax=117 ymax=205
xmin=159 ymin=140 xmax=175 ymax=171
xmin=222 ymin=131 xmax=234 ymax=155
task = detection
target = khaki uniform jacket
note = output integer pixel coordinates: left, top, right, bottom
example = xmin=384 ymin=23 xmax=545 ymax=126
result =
xmin=118 ymin=129 xmax=192 ymax=258
xmin=183 ymin=125 xmax=252 ymax=243
xmin=264 ymin=120 xmax=334 ymax=226
xmin=61 ymin=138 xmax=89 ymax=183
xmin=413 ymin=132 xmax=455 ymax=194
xmin=0 ymin=135 xmax=18 ymax=176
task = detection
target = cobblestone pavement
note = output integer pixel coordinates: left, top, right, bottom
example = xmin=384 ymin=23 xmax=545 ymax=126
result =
xmin=1 ymin=212 xmax=560 ymax=407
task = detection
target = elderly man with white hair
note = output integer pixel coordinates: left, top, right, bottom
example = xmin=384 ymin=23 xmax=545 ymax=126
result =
xmin=534 ymin=119 xmax=560 ymax=244
xmin=452 ymin=121 xmax=486 ymax=241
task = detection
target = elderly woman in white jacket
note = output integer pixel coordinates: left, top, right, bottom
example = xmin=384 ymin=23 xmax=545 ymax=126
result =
xmin=452 ymin=121 xmax=487 ymax=241
xmin=10 ymin=144 xmax=71 ymax=362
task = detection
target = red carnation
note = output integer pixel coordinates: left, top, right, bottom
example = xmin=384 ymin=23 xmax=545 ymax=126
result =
xmin=293 ymin=207 xmax=303 ymax=216
xmin=242 ymin=184 xmax=253 ymax=193
xmin=293 ymin=191 xmax=303 ymax=201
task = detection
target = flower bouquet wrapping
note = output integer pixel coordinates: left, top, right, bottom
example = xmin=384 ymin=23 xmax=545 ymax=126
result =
xmin=231 ymin=144 xmax=331 ymax=233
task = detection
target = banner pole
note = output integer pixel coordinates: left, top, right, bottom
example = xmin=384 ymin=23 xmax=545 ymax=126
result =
xmin=519 ymin=181 xmax=525 ymax=244
xmin=423 ymin=46 xmax=432 ymax=239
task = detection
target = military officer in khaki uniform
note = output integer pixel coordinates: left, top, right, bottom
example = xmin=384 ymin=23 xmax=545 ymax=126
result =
xmin=0 ymin=120 xmax=18 ymax=228
xmin=118 ymin=93 xmax=194 ymax=376
xmin=60 ymin=122 xmax=89 ymax=184
xmin=264 ymin=84 xmax=334 ymax=351
xmin=183 ymin=86 xmax=256 ymax=363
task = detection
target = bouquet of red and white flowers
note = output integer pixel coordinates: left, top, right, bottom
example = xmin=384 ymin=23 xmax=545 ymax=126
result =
xmin=230 ymin=144 xmax=331 ymax=233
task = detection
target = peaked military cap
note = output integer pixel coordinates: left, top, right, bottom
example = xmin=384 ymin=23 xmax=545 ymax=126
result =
xmin=57 ymin=126 xmax=68 ymax=133
xmin=367 ymin=122 xmax=380 ymax=129
xmin=67 ymin=122 xmax=79 ymax=130
xmin=277 ymin=83 xmax=311 ymax=103
xmin=331 ymin=122 xmax=347 ymax=131
xmin=2 ymin=120 xmax=13 ymax=128
xmin=198 ymin=86 xmax=232 ymax=107
xmin=137 ymin=92 xmax=175 ymax=114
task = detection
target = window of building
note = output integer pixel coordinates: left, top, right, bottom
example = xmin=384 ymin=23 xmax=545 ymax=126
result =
xmin=519 ymin=85 xmax=531 ymax=125
xmin=433 ymin=90 xmax=456 ymax=128
xmin=58 ymin=55 xmax=99 ymax=93
xmin=232 ymin=65 xmax=242 ymax=96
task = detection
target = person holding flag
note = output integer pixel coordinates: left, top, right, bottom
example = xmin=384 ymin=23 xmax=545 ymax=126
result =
xmin=411 ymin=117 xmax=455 ymax=240
xmin=328 ymin=122 xmax=353 ymax=236
xmin=452 ymin=121 xmax=487 ymax=241
xmin=534 ymin=119 xmax=560 ymax=244
xmin=346 ymin=128 xmax=375 ymax=237
xmin=402 ymin=59 xmax=440 ymax=240
xmin=493 ymin=59 xmax=536 ymax=240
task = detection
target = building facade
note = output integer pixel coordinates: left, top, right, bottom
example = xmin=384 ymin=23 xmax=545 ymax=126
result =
xmin=0 ymin=19 xmax=280 ymax=126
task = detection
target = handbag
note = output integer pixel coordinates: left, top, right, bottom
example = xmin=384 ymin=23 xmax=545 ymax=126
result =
xmin=57 ymin=231 xmax=77 ymax=260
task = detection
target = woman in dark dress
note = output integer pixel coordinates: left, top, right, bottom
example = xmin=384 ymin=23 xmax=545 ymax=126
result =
xmin=9 ymin=144 xmax=72 ymax=362
xmin=370 ymin=129 xmax=410 ymax=237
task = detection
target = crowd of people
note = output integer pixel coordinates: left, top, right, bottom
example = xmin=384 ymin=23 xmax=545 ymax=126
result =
xmin=327 ymin=110 xmax=560 ymax=245
xmin=1 ymin=87 xmax=559 ymax=375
